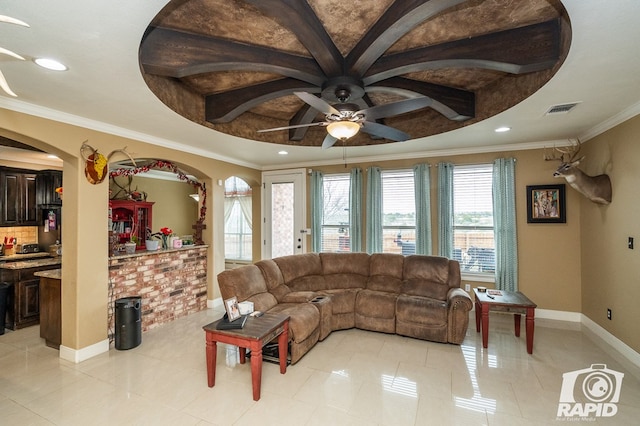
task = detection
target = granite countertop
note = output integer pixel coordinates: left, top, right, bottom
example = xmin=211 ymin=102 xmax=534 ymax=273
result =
xmin=109 ymin=244 xmax=208 ymax=260
xmin=34 ymin=269 xmax=61 ymax=279
xmin=0 ymin=252 xmax=52 ymax=262
xmin=0 ymin=257 xmax=62 ymax=270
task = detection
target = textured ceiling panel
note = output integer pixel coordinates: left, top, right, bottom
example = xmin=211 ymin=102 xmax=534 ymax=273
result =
xmin=140 ymin=0 xmax=570 ymax=148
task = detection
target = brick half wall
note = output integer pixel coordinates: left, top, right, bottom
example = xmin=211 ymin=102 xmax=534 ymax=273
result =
xmin=108 ymin=246 xmax=208 ymax=340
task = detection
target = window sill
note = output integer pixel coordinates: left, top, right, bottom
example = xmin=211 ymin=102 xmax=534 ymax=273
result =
xmin=461 ymin=272 xmax=495 ymax=283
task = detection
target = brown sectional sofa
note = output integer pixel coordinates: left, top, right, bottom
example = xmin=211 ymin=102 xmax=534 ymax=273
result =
xmin=217 ymin=252 xmax=473 ymax=364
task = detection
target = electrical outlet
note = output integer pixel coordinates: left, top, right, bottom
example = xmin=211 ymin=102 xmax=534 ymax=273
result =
xmin=465 ymin=284 xmax=471 ymax=291
xmin=607 ymin=308 xmax=612 ymax=320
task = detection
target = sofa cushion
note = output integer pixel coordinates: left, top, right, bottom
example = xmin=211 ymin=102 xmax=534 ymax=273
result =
xmin=274 ymin=253 xmax=327 ymax=291
xmin=320 ymin=253 xmax=369 ymax=290
xmin=367 ymin=253 xmax=404 ymax=293
xmin=267 ymin=302 xmax=320 ymax=343
xmin=217 ymin=265 xmax=278 ymax=312
xmin=396 ymin=294 xmax=447 ymax=326
xmin=320 ymin=252 xmax=370 ymax=275
xmin=401 ymin=255 xmax=452 ymax=301
xmin=355 ymin=289 xmax=397 ymax=319
xmin=255 ymin=259 xmax=291 ymax=302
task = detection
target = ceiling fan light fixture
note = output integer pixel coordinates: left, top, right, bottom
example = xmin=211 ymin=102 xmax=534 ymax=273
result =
xmin=327 ymin=121 xmax=361 ymax=140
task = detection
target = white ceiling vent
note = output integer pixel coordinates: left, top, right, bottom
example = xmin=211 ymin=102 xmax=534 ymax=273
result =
xmin=545 ymin=102 xmax=581 ymax=115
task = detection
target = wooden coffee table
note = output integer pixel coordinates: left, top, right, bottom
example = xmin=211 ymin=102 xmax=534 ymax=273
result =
xmin=473 ymin=289 xmax=537 ymax=354
xmin=203 ymin=312 xmax=290 ymax=401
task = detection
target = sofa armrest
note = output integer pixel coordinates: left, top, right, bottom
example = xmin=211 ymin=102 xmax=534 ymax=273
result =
xmin=446 ymin=287 xmax=473 ymax=344
xmin=281 ymin=291 xmax=317 ymax=303
xmin=447 ymin=287 xmax=473 ymax=308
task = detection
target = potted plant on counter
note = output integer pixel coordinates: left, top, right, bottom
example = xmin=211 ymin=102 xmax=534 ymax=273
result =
xmin=146 ymin=227 xmax=173 ymax=250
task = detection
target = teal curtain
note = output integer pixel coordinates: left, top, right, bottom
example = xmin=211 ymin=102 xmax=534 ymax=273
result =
xmin=493 ymin=158 xmax=518 ymax=291
xmin=413 ymin=163 xmax=432 ymax=255
xmin=349 ymin=168 xmax=363 ymax=252
xmin=437 ymin=162 xmax=454 ymax=258
xmin=366 ymin=166 xmax=382 ymax=253
xmin=310 ymin=170 xmax=323 ymax=253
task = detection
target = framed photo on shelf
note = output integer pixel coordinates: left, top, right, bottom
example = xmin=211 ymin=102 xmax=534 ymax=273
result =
xmin=526 ymin=184 xmax=566 ymax=223
xmin=224 ymin=296 xmax=241 ymax=321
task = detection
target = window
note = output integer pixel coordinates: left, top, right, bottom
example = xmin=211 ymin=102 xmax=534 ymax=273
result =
xmin=320 ymin=174 xmax=350 ymax=252
xmin=224 ymin=177 xmax=252 ymax=261
xmin=453 ymin=165 xmax=494 ymax=273
xmin=382 ymin=170 xmax=416 ymax=255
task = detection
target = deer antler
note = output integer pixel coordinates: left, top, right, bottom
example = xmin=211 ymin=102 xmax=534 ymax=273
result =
xmin=80 ymin=141 xmax=137 ymax=184
xmin=544 ymin=139 xmax=582 ymax=163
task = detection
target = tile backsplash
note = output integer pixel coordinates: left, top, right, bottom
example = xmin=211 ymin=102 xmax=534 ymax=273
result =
xmin=1 ymin=226 xmax=38 ymax=245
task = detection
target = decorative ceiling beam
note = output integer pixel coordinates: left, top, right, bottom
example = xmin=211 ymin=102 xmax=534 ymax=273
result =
xmin=288 ymin=103 xmax=318 ymax=141
xmin=364 ymin=19 xmax=561 ymax=85
xmin=346 ymin=0 xmax=466 ymax=77
xmin=205 ymin=78 xmax=319 ymax=124
xmin=140 ymin=26 xmax=324 ymax=86
xmin=244 ymin=0 xmax=344 ymax=77
xmin=367 ymin=77 xmax=475 ymax=120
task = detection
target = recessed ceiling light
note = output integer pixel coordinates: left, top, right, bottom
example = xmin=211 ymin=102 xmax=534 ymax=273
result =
xmin=494 ymin=126 xmax=511 ymax=133
xmin=34 ymin=58 xmax=67 ymax=71
xmin=278 ymin=150 xmax=288 ymax=155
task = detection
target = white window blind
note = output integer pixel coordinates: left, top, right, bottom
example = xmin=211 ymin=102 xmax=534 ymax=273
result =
xmin=381 ymin=170 xmax=416 ymax=254
xmin=321 ymin=174 xmax=350 ymax=252
xmin=453 ymin=164 xmax=494 ymax=273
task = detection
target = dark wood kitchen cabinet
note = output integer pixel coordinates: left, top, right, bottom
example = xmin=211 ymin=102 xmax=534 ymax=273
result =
xmin=0 ymin=168 xmax=38 ymax=225
xmin=1 ymin=264 xmax=60 ymax=330
xmin=36 ymin=169 xmax=63 ymax=206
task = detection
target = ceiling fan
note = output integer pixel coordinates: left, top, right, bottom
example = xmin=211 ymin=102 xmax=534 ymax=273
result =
xmin=0 ymin=14 xmax=29 ymax=97
xmin=258 ymin=90 xmax=433 ymax=149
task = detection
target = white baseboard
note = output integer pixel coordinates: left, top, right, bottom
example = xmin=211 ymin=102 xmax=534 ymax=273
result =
xmin=59 ymin=339 xmax=109 ymax=364
xmin=581 ymin=314 xmax=640 ymax=371
xmin=536 ymin=308 xmax=582 ymax=322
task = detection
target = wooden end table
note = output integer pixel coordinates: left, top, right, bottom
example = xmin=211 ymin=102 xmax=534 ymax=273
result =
xmin=203 ymin=312 xmax=290 ymax=401
xmin=473 ymin=289 xmax=537 ymax=354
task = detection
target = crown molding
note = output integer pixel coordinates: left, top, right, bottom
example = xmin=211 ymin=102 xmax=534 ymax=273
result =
xmin=0 ymin=98 xmax=261 ymax=170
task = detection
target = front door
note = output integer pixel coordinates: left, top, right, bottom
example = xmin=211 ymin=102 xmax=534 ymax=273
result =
xmin=262 ymin=169 xmax=306 ymax=259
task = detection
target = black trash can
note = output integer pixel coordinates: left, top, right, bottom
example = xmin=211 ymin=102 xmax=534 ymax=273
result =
xmin=0 ymin=282 xmax=8 ymax=335
xmin=114 ymin=296 xmax=142 ymax=350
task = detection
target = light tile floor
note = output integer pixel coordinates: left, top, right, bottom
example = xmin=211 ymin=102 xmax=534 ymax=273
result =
xmin=1 ymin=307 xmax=639 ymax=425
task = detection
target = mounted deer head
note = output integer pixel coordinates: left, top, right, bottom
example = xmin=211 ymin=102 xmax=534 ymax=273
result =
xmin=544 ymin=139 xmax=612 ymax=204
xmin=80 ymin=141 xmax=136 ymax=185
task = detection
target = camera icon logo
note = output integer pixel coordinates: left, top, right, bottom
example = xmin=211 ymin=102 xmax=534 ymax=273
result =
xmin=557 ymin=364 xmax=624 ymax=418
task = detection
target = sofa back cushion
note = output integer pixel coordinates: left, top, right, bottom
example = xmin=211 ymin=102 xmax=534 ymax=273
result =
xmin=217 ymin=265 xmax=278 ymax=311
xmin=401 ymin=255 xmax=459 ymax=301
xmin=320 ymin=252 xmax=369 ymax=289
xmin=255 ymin=259 xmax=291 ymax=302
xmin=273 ymin=253 xmax=327 ymax=291
xmin=367 ymin=253 xmax=404 ymax=293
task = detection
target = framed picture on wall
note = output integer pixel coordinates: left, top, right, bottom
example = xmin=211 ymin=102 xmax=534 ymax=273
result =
xmin=526 ymin=184 xmax=566 ymax=223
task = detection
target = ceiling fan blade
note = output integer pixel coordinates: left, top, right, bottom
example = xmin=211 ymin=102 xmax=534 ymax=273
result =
xmin=321 ymin=134 xmax=338 ymax=150
xmin=257 ymin=122 xmax=324 ymax=133
xmin=361 ymin=121 xmax=410 ymax=142
xmin=0 ymin=69 xmax=18 ymax=97
xmin=295 ymin=91 xmax=340 ymax=115
xmin=357 ymin=96 xmax=433 ymax=121
xmin=0 ymin=15 xmax=30 ymax=27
